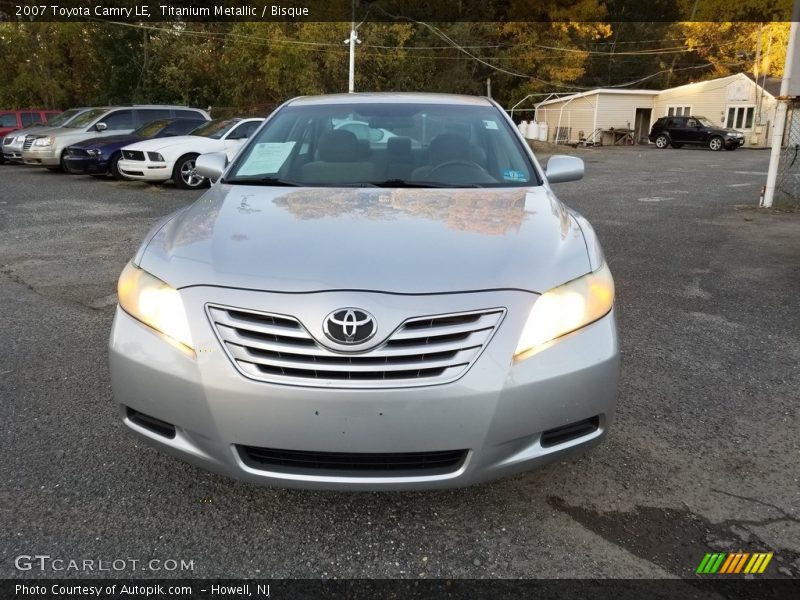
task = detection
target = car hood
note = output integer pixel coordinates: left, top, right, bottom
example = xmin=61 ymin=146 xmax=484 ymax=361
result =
xmin=71 ymin=134 xmax=139 ymax=149
xmin=139 ymin=185 xmax=591 ymax=295
xmin=4 ymin=124 xmax=51 ymax=138
xmin=123 ymin=135 xmax=206 ymax=152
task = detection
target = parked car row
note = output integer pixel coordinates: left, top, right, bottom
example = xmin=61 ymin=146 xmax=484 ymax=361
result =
xmin=1 ymin=104 xmax=265 ymax=189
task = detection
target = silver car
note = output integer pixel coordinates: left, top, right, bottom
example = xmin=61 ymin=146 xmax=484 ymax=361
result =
xmin=109 ymin=93 xmax=619 ymax=490
xmin=2 ymin=107 xmax=91 ymax=163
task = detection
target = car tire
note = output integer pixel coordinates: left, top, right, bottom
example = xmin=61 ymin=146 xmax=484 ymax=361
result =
xmin=173 ymin=153 xmax=207 ymax=190
xmin=655 ymin=134 xmax=670 ymax=149
xmin=59 ymin=150 xmax=69 ymax=172
xmin=670 ymin=142 xmax=684 ymax=149
xmin=708 ymin=136 xmax=724 ymax=151
xmin=109 ymin=152 xmax=124 ymax=180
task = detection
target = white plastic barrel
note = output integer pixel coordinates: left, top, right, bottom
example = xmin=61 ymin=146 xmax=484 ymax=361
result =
xmin=527 ymin=121 xmax=540 ymax=140
xmin=519 ymin=120 xmax=529 ymax=137
xmin=538 ymin=122 xmax=549 ymax=142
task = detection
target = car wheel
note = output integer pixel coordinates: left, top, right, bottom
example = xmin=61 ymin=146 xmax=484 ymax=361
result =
xmin=655 ymin=134 xmax=669 ymax=149
xmin=173 ymin=154 xmax=207 ymax=189
xmin=59 ymin=150 xmax=69 ymax=172
xmin=109 ymin=152 xmax=124 ymax=180
xmin=670 ymin=142 xmax=684 ymax=149
xmin=708 ymin=136 xmax=724 ymax=151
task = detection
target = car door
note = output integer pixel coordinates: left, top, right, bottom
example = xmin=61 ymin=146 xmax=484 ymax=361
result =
xmin=221 ymin=121 xmax=260 ymax=159
xmin=93 ymin=109 xmax=136 ymax=137
xmin=667 ymin=117 xmax=689 ymax=143
xmin=683 ymin=117 xmax=705 ymax=143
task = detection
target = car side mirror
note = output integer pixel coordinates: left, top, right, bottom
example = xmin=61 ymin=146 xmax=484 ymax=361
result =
xmin=195 ymin=152 xmax=228 ymax=182
xmin=95 ymin=122 xmax=108 ymax=132
xmin=545 ymin=155 xmax=584 ymax=184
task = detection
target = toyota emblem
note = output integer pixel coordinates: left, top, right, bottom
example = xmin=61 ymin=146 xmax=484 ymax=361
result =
xmin=323 ymin=308 xmax=376 ymax=345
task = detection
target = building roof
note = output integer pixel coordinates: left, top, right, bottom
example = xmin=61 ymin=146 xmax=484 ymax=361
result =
xmin=535 ymin=73 xmax=779 ymax=108
xmin=743 ymin=73 xmax=781 ymax=97
xmin=535 ymin=88 xmax=659 ymax=108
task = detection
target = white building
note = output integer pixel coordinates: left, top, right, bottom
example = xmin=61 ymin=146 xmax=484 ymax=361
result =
xmin=531 ymin=73 xmax=779 ymax=148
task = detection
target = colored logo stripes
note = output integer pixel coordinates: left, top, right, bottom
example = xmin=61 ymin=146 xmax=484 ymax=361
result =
xmin=696 ymin=552 xmax=773 ymax=574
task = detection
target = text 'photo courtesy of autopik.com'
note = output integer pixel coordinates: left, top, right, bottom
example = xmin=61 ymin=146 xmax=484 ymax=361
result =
xmin=1 ymin=0 xmax=799 ymax=598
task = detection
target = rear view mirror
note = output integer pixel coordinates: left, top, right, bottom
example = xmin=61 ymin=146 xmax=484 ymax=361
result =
xmin=545 ymin=155 xmax=584 ymax=184
xmin=95 ymin=122 xmax=107 ymax=132
xmin=195 ymin=152 xmax=228 ymax=182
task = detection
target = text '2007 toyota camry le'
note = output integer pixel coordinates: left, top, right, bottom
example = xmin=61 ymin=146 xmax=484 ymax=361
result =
xmin=109 ymin=93 xmax=619 ymax=490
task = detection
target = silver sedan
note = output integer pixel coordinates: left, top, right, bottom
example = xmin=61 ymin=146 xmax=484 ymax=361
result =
xmin=109 ymin=93 xmax=619 ymax=490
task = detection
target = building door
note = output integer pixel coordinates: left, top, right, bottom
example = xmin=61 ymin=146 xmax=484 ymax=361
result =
xmin=634 ymin=108 xmax=652 ymax=144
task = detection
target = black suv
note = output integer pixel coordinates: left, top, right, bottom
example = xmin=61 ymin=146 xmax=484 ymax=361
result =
xmin=649 ymin=116 xmax=745 ymax=151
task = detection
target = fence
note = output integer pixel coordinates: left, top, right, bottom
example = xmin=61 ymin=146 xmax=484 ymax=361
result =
xmin=775 ymin=99 xmax=800 ymax=205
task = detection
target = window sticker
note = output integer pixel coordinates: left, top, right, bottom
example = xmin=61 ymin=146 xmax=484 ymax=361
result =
xmin=237 ymin=142 xmax=296 ymax=176
xmin=482 ymin=120 xmax=499 ymax=130
xmin=502 ymin=169 xmax=527 ymax=182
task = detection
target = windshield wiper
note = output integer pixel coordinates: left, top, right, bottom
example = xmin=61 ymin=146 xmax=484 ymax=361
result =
xmin=223 ymin=177 xmax=302 ymax=186
xmin=369 ymin=179 xmax=483 ymax=188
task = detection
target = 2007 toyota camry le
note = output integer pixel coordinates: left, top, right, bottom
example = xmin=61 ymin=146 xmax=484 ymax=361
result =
xmin=109 ymin=93 xmax=619 ymax=490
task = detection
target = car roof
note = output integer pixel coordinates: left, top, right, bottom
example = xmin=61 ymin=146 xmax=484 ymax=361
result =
xmin=287 ymin=92 xmax=495 ymax=107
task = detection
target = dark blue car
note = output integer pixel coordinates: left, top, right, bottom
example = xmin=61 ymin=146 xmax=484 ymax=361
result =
xmin=64 ymin=118 xmax=209 ymax=179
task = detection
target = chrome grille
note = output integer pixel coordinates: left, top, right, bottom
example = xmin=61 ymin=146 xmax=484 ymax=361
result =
xmin=23 ymin=135 xmax=38 ymax=150
xmin=207 ymin=304 xmax=505 ymax=388
xmin=122 ymin=149 xmax=144 ymax=161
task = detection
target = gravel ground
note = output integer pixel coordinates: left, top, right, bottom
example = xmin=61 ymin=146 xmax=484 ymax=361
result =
xmin=0 ymin=148 xmax=798 ymax=584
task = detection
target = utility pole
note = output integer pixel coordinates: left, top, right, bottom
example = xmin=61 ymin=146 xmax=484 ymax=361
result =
xmin=486 ymin=78 xmax=492 ymax=98
xmin=344 ymin=0 xmax=361 ymax=93
xmin=761 ymin=1 xmax=800 ymax=208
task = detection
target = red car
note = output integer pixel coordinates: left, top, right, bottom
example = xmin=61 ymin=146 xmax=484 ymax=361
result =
xmin=0 ymin=109 xmax=61 ymax=138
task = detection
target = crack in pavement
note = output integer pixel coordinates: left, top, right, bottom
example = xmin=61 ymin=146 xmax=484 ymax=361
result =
xmin=548 ymin=496 xmax=800 ymax=580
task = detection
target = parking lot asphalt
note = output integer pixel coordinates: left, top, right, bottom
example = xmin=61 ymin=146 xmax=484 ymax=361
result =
xmin=1 ymin=148 xmax=798 ymax=585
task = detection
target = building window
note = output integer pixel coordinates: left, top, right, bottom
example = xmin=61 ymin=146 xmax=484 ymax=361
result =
xmin=726 ymin=106 xmax=755 ymax=130
xmin=667 ymin=106 xmax=691 ymax=117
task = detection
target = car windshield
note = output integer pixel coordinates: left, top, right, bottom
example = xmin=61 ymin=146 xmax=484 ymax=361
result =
xmin=697 ymin=117 xmax=714 ymax=127
xmin=47 ymin=108 xmax=86 ymax=127
xmin=189 ymin=119 xmax=236 ymax=139
xmin=226 ymin=102 xmax=538 ymax=188
xmin=62 ymin=108 xmax=108 ymax=128
xmin=133 ymin=119 xmax=170 ymax=138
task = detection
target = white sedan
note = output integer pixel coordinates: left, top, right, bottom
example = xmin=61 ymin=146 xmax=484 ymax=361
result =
xmin=117 ymin=118 xmax=264 ymax=189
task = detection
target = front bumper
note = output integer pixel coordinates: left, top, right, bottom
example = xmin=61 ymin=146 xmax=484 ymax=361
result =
xmin=117 ymin=158 xmax=171 ymax=182
xmin=2 ymin=141 xmax=23 ymax=162
xmin=726 ymin=137 xmax=745 ymax=148
xmin=109 ymin=287 xmax=619 ymax=490
xmin=63 ymin=154 xmax=109 ymax=175
xmin=22 ymin=146 xmax=59 ymax=166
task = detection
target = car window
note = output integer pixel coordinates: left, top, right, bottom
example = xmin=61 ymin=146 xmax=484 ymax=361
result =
xmin=47 ymin=108 xmax=86 ymax=127
xmin=137 ymin=109 xmax=172 ymax=125
xmin=190 ymin=119 xmax=236 ymax=139
xmin=227 ymin=103 xmax=536 ymax=188
xmin=227 ymin=121 xmax=260 ymax=140
xmin=175 ymin=109 xmax=206 ymax=120
xmin=132 ymin=119 xmax=171 ymax=138
xmin=101 ymin=110 xmax=136 ymax=130
xmin=686 ymin=118 xmax=698 ymax=128
xmin=164 ymin=119 xmax=206 ymax=135
xmin=21 ymin=112 xmax=40 ymax=127
xmin=0 ymin=113 xmax=18 ymax=127
xmin=63 ymin=108 xmax=109 ymax=128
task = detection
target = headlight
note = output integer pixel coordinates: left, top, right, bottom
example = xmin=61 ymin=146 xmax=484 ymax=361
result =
xmin=147 ymin=152 xmax=165 ymax=162
xmin=514 ymin=262 xmax=614 ymax=359
xmin=117 ymin=261 xmax=194 ymax=351
xmin=86 ymin=148 xmax=101 ymax=156
xmin=33 ymin=136 xmax=55 ymax=147
xmin=14 ymin=135 xmax=26 ymax=143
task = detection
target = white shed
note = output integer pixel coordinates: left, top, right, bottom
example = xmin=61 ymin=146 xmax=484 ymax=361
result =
xmin=531 ymin=73 xmax=779 ymax=148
